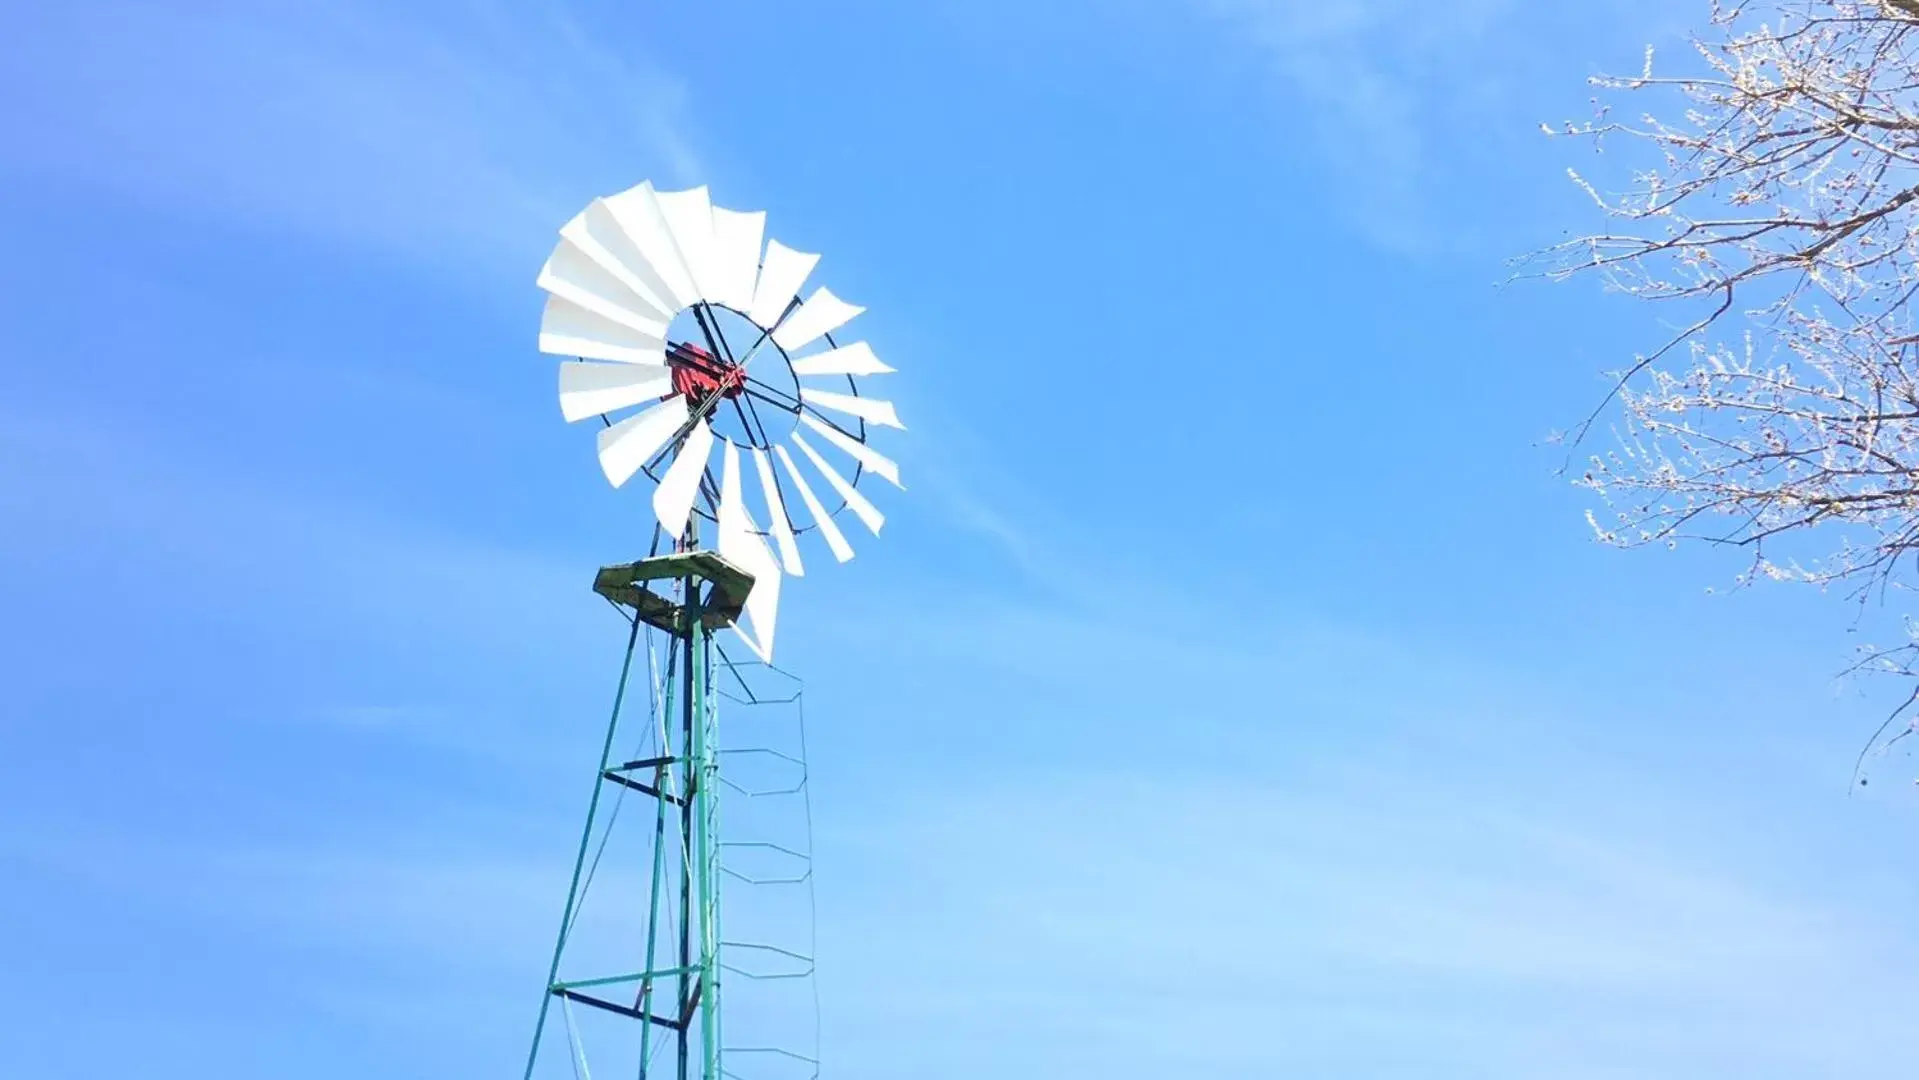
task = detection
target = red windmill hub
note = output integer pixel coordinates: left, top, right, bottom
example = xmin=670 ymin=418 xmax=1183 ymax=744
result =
xmin=666 ymin=341 xmax=746 ymax=410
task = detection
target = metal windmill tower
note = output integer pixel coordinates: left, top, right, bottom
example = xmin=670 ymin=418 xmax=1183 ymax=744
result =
xmin=519 ymin=182 xmax=903 ymax=1080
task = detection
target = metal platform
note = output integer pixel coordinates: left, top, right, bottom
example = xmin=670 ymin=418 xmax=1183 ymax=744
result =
xmin=592 ymin=551 xmax=756 ymax=634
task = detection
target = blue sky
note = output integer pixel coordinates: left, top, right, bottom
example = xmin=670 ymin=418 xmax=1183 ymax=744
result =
xmin=4 ymin=1 xmax=1919 ymax=1076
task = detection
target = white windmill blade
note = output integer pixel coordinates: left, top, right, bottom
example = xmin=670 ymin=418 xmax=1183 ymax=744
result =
xmin=774 ymin=444 xmax=853 ymax=563
xmin=558 ymin=361 xmax=673 ymax=423
xmin=750 ymin=446 xmax=805 ymax=576
xmin=791 ymin=432 xmax=885 ymax=537
xmin=561 ymin=203 xmax=676 ymax=319
xmin=726 ymin=549 xmax=780 ymax=661
xmin=570 ymin=199 xmax=683 ymax=319
xmin=539 ymin=295 xmax=667 ymax=365
xmin=797 ymin=412 xmax=903 ymax=488
xmin=746 ymin=239 xmax=819 ymax=329
xmin=771 ymin=287 xmax=863 ymax=351
xmin=653 ymin=418 xmax=716 ymax=539
xmin=654 ymin=186 xmax=723 ymax=305
xmin=789 ymin=341 xmax=894 ymax=377
xmin=602 ymin=181 xmax=701 ymax=310
xmin=801 ymin=387 xmax=905 ymax=430
xmin=597 ymin=396 xmax=688 ymax=488
xmin=718 ymin=440 xmax=782 ymax=661
xmin=709 ymin=207 xmax=765 ymax=312
xmin=538 ymin=237 xmax=672 ymax=339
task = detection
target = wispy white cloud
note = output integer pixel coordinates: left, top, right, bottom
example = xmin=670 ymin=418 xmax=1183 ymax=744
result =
xmin=818 ymin=767 xmax=1914 ymax=1075
xmin=0 ymin=0 xmax=697 ymax=270
xmin=1194 ymin=0 xmax=1513 ymax=250
xmin=0 ymin=392 xmax=639 ymax=772
xmin=0 ymin=401 xmax=591 ymax=658
xmin=1192 ymin=0 xmax=1681 ymax=253
xmin=16 ymin=752 xmax=1902 ymax=1076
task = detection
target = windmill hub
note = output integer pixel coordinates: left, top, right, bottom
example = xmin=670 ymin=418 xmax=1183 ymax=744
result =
xmin=666 ymin=341 xmax=746 ymax=409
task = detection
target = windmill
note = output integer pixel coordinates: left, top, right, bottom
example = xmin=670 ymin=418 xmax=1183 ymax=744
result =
xmin=521 ymin=181 xmax=903 ymax=1080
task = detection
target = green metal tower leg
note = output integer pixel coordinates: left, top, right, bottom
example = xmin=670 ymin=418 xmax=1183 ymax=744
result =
xmin=689 ymin=581 xmax=721 ymax=1080
xmin=522 ymin=615 xmax=643 ymax=1080
xmin=679 ymin=569 xmax=699 ymax=1080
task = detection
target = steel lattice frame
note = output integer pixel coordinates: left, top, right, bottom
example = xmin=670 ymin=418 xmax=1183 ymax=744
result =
xmin=523 ymin=550 xmax=747 ymax=1080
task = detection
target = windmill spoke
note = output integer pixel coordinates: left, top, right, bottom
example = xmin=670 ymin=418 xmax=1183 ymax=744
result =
xmin=743 ymin=382 xmax=801 ymax=414
xmin=737 ymin=387 xmax=778 ymax=453
xmin=727 ymin=395 xmax=765 ymax=450
xmin=693 ymin=303 xmax=736 ymax=365
xmin=732 ymin=322 xmax=776 ymax=372
xmin=698 ymin=465 xmax=722 ymax=520
xmin=797 ymin=400 xmax=866 ymax=444
xmin=643 ymin=424 xmax=692 ymax=475
xmin=754 ymin=443 xmax=801 ymax=534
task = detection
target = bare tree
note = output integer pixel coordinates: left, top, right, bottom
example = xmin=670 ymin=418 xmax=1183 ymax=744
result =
xmin=1539 ymin=1 xmax=1919 ymax=770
